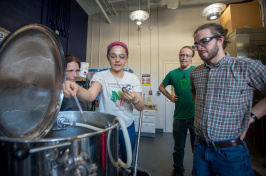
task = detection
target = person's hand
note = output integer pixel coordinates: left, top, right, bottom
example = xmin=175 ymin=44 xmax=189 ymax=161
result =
xmin=62 ymin=81 xmax=79 ymax=98
xmin=240 ymin=116 xmax=255 ymax=140
xmin=122 ymin=88 xmax=138 ymax=103
xmin=171 ymin=95 xmax=178 ymax=103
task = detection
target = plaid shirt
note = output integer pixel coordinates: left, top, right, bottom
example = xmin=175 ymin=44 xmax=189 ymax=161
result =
xmin=190 ymin=54 xmax=266 ymax=141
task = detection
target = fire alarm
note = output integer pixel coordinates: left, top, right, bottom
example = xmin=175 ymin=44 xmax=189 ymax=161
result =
xmin=149 ymin=90 xmax=152 ymax=95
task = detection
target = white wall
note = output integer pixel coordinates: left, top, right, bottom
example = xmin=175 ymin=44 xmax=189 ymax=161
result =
xmin=86 ymin=5 xmax=218 ymax=130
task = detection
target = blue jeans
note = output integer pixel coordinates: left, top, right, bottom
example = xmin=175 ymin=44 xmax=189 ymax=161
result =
xmin=193 ymin=138 xmax=254 ymax=176
xmin=119 ymin=122 xmax=135 ymax=164
xmin=173 ymin=118 xmax=196 ymax=174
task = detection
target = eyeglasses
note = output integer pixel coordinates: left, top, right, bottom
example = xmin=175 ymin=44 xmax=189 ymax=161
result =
xmin=192 ymin=35 xmax=220 ymax=51
xmin=66 ymin=69 xmax=80 ymax=74
xmin=179 ymin=54 xmax=193 ymax=58
xmin=108 ymin=53 xmax=128 ymax=60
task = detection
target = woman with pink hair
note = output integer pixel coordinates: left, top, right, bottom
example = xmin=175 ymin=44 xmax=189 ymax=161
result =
xmin=62 ymin=41 xmax=145 ymax=164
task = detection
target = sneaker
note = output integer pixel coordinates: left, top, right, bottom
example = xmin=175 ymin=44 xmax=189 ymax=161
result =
xmin=171 ymin=169 xmax=184 ymax=176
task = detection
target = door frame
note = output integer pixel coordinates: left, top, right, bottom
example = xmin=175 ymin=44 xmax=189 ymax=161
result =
xmin=163 ymin=61 xmax=179 ymax=132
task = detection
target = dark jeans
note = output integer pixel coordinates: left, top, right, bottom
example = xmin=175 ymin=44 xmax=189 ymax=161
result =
xmin=173 ymin=118 xmax=196 ymax=174
xmin=193 ymin=139 xmax=254 ymax=176
xmin=119 ymin=122 xmax=135 ymax=164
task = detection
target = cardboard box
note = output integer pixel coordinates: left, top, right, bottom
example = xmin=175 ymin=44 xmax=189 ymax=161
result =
xmin=220 ymin=1 xmax=262 ymax=35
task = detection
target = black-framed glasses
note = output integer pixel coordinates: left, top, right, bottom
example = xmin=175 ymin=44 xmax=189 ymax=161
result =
xmin=179 ymin=54 xmax=193 ymax=58
xmin=192 ymin=35 xmax=220 ymax=51
xmin=108 ymin=53 xmax=128 ymax=60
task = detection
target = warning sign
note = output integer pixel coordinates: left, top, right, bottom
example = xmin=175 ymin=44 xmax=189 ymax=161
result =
xmin=142 ymin=74 xmax=150 ymax=86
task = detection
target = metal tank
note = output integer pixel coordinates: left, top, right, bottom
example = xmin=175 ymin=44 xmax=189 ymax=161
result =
xmin=0 ymin=111 xmax=120 ymax=176
xmin=0 ymin=24 xmax=129 ymax=176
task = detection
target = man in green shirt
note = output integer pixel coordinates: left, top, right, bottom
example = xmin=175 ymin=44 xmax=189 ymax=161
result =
xmin=159 ymin=46 xmax=196 ymax=176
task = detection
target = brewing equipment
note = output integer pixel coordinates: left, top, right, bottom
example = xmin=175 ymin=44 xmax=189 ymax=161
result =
xmin=0 ymin=24 xmax=132 ymax=176
xmin=0 ymin=111 xmax=121 ymax=176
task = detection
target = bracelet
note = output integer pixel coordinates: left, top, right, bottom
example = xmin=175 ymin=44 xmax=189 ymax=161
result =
xmin=132 ymin=99 xmax=140 ymax=105
xmin=250 ymin=112 xmax=258 ymax=121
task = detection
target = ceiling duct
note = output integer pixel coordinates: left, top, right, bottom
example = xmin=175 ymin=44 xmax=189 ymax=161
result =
xmin=167 ymin=0 xmax=180 ymax=9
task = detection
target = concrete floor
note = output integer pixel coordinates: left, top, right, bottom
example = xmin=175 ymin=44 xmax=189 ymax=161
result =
xmin=137 ymin=132 xmax=193 ymax=176
xmin=136 ymin=132 xmax=265 ymax=176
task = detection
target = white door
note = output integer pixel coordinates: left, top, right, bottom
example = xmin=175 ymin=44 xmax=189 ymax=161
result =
xmin=164 ymin=61 xmax=180 ymax=132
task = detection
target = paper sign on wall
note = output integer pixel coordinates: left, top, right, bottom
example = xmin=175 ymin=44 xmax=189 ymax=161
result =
xmin=146 ymin=97 xmax=153 ymax=105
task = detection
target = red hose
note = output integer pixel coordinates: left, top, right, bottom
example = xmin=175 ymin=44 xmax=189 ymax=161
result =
xmin=101 ymin=132 xmax=108 ymax=170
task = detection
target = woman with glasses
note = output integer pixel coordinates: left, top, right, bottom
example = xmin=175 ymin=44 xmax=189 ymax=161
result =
xmin=62 ymin=41 xmax=145 ymax=164
xmin=60 ymin=55 xmax=89 ymax=111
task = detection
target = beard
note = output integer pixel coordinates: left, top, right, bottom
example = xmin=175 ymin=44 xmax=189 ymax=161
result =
xmin=199 ymin=42 xmax=219 ymax=63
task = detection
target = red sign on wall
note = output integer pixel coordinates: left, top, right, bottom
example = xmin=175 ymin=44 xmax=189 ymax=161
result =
xmin=142 ymin=74 xmax=150 ymax=86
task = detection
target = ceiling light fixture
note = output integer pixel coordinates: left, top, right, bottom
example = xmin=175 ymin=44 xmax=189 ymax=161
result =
xmin=202 ymin=3 xmax=226 ymax=21
xmin=129 ymin=10 xmax=149 ymax=26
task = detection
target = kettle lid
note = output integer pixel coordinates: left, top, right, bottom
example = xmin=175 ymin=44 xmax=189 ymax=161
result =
xmin=0 ymin=24 xmax=65 ymax=139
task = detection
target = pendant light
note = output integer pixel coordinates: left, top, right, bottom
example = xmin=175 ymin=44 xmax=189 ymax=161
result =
xmin=202 ymin=3 xmax=226 ymax=21
xmin=129 ymin=10 xmax=149 ymax=26
xmin=129 ymin=0 xmax=149 ymax=26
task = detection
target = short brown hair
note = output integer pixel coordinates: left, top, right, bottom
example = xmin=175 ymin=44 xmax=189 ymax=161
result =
xmin=193 ymin=23 xmax=230 ymax=49
xmin=180 ymin=46 xmax=195 ymax=57
xmin=65 ymin=55 xmax=81 ymax=68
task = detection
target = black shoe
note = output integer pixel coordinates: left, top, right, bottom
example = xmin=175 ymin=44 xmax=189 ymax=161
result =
xmin=171 ymin=169 xmax=184 ymax=176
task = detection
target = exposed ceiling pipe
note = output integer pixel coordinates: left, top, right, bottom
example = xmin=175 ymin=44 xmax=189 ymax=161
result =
xmin=110 ymin=3 xmax=118 ymax=16
xmin=102 ymin=0 xmax=113 ymax=16
xmin=95 ymin=0 xmax=112 ymax=23
xmin=148 ymin=0 xmax=150 ymax=13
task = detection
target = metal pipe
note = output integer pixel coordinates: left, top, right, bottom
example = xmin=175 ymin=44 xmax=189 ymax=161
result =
xmin=110 ymin=3 xmax=117 ymax=16
xmin=133 ymin=111 xmax=143 ymax=176
xmin=148 ymin=0 xmax=150 ymax=14
xmin=95 ymin=0 xmax=112 ymax=24
xmin=30 ymin=142 xmax=71 ymax=153
xmin=102 ymin=0 xmax=113 ymax=16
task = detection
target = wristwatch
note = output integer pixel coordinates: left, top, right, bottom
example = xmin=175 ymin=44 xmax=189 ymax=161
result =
xmin=250 ymin=112 xmax=258 ymax=121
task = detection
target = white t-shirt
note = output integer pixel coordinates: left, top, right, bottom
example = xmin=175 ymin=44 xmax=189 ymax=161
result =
xmin=91 ymin=69 xmax=142 ymax=127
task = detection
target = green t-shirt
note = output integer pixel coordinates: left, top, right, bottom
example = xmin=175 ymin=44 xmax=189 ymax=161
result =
xmin=162 ymin=66 xmax=195 ymax=119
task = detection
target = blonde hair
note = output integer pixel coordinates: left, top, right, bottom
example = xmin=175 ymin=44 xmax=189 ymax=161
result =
xmin=180 ymin=46 xmax=195 ymax=57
